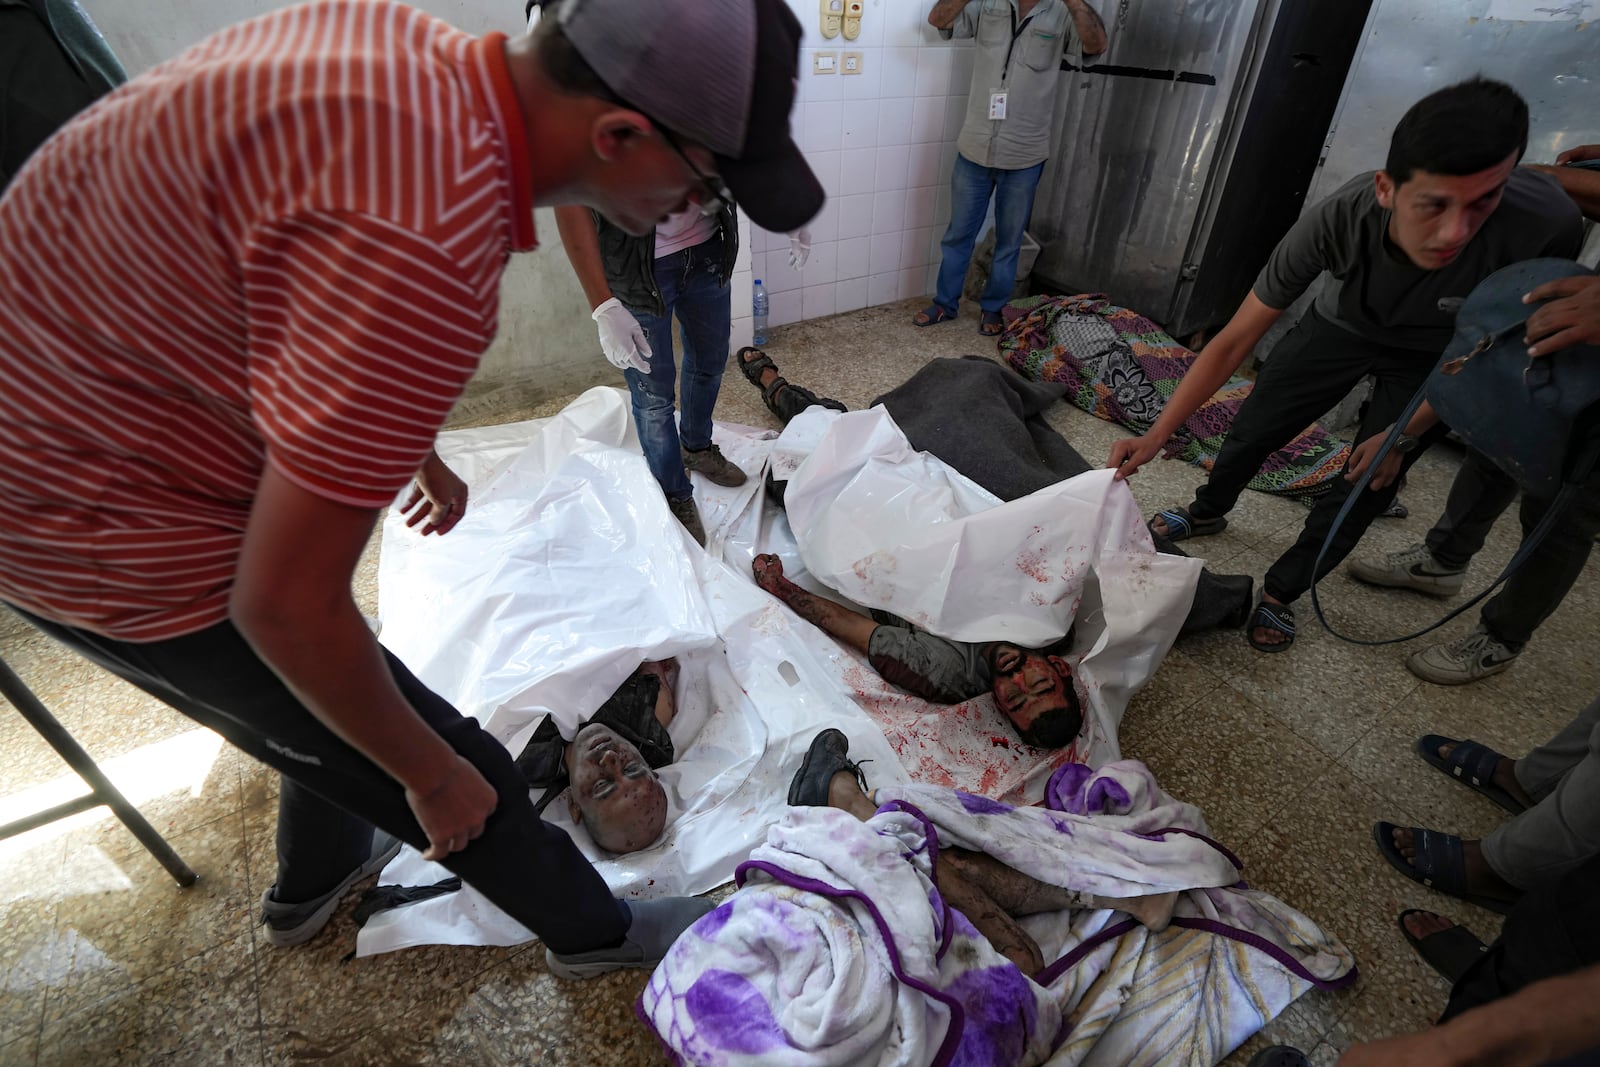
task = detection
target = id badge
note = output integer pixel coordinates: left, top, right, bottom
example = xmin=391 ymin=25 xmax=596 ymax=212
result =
xmin=988 ymin=90 xmax=1008 ymax=121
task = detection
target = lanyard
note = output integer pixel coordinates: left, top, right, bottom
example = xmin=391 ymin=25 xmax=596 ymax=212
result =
xmin=1003 ymin=3 xmax=1037 ymax=82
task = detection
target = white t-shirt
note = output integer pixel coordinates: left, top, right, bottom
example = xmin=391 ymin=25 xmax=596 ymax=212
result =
xmin=654 ymin=207 xmax=717 ymax=259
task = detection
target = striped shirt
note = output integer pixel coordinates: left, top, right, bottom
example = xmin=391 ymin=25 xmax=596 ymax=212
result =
xmin=0 ymin=0 xmax=537 ymax=641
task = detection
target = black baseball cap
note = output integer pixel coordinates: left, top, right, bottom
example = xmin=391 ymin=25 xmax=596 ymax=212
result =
xmin=558 ymin=0 xmax=824 ymax=233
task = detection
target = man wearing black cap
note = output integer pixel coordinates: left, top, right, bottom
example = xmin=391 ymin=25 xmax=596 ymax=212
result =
xmin=0 ymin=0 xmax=818 ymax=979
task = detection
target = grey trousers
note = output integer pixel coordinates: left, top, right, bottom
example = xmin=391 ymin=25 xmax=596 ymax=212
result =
xmin=1482 ymin=695 xmax=1600 ymax=888
xmin=1425 ymin=448 xmax=1600 ymax=649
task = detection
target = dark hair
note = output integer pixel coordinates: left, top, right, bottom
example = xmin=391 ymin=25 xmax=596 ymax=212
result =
xmin=1016 ymin=688 xmax=1083 ymax=749
xmin=1384 ymin=77 xmax=1528 ymax=185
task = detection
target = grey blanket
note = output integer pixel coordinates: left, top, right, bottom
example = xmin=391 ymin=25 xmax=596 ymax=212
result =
xmin=870 ymin=356 xmax=1251 ymax=634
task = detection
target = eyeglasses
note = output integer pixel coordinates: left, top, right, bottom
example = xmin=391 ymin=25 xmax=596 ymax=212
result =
xmin=656 ymin=126 xmax=733 ymax=218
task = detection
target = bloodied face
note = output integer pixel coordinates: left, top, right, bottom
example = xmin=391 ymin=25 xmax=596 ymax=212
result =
xmin=565 ymin=723 xmax=668 ymax=853
xmin=987 ymin=644 xmax=1082 ymax=748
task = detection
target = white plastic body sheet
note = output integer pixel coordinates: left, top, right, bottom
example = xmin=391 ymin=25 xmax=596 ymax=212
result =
xmin=358 ymin=389 xmax=907 ymax=955
xmin=776 ymin=405 xmax=1203 ymax=770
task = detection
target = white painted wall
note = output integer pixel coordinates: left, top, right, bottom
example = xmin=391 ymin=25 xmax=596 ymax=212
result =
xmin=83 ymin=0 xmax=972 ymax=387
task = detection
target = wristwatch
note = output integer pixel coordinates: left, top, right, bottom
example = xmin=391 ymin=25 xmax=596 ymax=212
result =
xmin=1392 ymin=432 xmax=1420 ymax=454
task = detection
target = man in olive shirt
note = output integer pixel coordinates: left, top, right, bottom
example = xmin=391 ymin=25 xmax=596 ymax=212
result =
xmin=919 ymin=0 xmax=1106 ymax=337
xmin=1108 ymin=78 xmax=1582 ymax=652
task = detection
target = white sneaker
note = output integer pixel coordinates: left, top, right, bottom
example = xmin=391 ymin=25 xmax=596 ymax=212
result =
xmin=1406 ymin=624 xmax=1519 ymax=686
xmin=1348 ymin=543 xmax=1465 ymax=597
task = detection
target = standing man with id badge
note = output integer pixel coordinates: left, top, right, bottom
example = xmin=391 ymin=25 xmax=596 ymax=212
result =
xmin=918 ymin=0 xmax=1106 ymax=336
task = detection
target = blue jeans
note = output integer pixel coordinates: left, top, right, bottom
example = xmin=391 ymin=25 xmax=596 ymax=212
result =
xmin=623 ymin=243 xmax=731 ymax=500
xmin=933 ymin=154 xmax=1045 ymax=315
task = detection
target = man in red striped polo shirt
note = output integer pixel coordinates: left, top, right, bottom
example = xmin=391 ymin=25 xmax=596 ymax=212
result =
xmin=0 ymin=0 xmax=821 ymax=978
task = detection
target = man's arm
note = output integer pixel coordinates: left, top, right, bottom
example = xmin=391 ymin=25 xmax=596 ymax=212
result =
xmin=1337 ymin=962 xmax=1600 ymax=1066
xmin=1526 ymin=160 xmax=1600 ymax=222
xmin=928 ymin=0 xmax=974 ymax=31
xmin=232 ymin=462 xmax=497 ymax=861
xmin=1065 ymin=0 xmax=1108 ymax=57
xmin=553 ymin=204 xmax=614 ymax=311
xmin=753 ymin=554 xmax=878 ymax=653
xmin=1107 ymin=292 xmax=1282 ymax=478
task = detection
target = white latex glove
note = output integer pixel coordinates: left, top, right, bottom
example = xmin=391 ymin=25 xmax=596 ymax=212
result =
xmin=592 ymin=297 xmax=652 ymax=372
xmin=787 ymin=229 xmax=811 ymax=271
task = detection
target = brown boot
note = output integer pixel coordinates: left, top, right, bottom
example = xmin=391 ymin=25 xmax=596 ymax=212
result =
xmin=681 ymin=443 xmax=747 ymax=487
xmin=668 ymin=494 xmax=706 ymax=547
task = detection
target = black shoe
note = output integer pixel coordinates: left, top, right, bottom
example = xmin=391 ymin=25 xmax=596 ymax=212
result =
xmin=787 ymin=728 xmax=870 ymax=807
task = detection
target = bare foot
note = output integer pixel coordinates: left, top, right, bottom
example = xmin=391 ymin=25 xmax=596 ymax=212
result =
xmin=738 ymin=348 xmax=785 ymax=396
xmin=826 ymin=768 xmax=877 ymax=821
xmin=1391 ymin=827 xmax=1519 ymax=902
xmin=1435 ymin=742 xmax=1535 ymax=809
xmin=1100 ymin=890 xmax=1179 ymax=932
xmin=1251 ymin=593 xmax=1293 ymax=649
xmin=1149 ymin=514 xmax=1174 ymax=538
xmin=1401 ymin=909 xmax=1462 ymax=941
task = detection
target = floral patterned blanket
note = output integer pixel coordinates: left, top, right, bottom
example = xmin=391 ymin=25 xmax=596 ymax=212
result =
xmin=999 ymin=295 xmax=1352 ymax=498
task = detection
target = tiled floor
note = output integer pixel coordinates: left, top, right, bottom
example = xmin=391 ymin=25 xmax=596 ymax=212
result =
xmin=3 ymin=298 xmax=1596 ymax=1065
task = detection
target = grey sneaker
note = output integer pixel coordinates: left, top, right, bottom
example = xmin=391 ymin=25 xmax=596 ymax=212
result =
xmin=681 ymin=443 xmax=747 ymax=487
xmin=258 ymin=830 xmax=403 ymax=947
xmin=1406 ymin=624 xmax=1519 ymax=686
xmin=1348 ymin=542 xmax=1465 ymax=597
xmin=668 ymin=494 xmax=707 ymax=547
xmin=545 ymin=896 xmax=717 ymax=980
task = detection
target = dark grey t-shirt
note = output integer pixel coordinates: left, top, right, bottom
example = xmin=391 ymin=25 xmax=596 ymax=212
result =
xmin=1253 ymin=168 xmax=1583 ymax=352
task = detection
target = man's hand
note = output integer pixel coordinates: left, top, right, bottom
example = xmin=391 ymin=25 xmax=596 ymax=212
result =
xmin=1557 ymin=144 xmax=1600 ymax=166
xmin=1346 ymin=433 xmax=1404 ymax=490
xmin=1336 ymin=1029 xmax=1472 ymax=1067
xmin=400 ymin=450 xmax=468 ymax=535
xmin=787 ymin=229 xmax=811 ymax=271
xmin=1525 ymin=275 xmax=1600 ymax=357
xmin=592 ymin=297 xmax=652 ymax=373
xmin=405 ymin=753 xmax=498 ymax=861
xmin=1107 ymin=434 xmax=1163 ymax=480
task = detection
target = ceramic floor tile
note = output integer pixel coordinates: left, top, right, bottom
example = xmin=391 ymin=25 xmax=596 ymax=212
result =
xmin=0 ymin=896 xmax=57 ymax=1050
xmin=35 ymin=932 xmax=261 ymax=1067
xmin=43 ymin=807 xmax=251 ymax=1023
xmin=1118 ymin=648 xmax=1226 ymax=758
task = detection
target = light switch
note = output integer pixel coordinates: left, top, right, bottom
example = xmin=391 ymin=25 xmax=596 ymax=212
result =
xmin=841 ymin=51 xmax=862 ymax=75
xmin=813 ymin=51 xmax=837 ymax=74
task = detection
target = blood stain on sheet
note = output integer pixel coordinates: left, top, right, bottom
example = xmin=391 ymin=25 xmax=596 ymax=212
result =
xmin=1015 ymin=546 xmax=1051 ymax=584
xmin=988 ymin=735 xmax=1010 ymax=749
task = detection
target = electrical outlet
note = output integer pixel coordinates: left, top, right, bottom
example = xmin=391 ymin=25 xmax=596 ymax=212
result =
xmin=813 ymin=51 xmax=837 ymax=74
xmin=841 ymin=52 xmax=863 ymax=75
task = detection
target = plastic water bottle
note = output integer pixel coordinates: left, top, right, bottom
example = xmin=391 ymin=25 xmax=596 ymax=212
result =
xmin=752 ymin=279 xmax=769 ymax=346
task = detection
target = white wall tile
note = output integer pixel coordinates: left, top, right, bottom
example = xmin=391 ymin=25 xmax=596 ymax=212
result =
xmin=799 ymin=55 xmax=845 ymax=102
xmin=871 ymin=190 xmax=904 ymax=234
xmin=801 ymin=240 xmax=838 ymax=285
xmin=802 ymin=283 xmax=837 ymax=320
xmin=807 ymin=200 xmax=840 ymax=244
xmin=897 ymin=267 xmax=925 ymax=300
xmin=837 ymin=193 xmax=874 ymax=238
xmin=886 ymin=6 xmax=932 ymax=48
xmin=801 ymin=102 xmax=843 ymax=152
xmin=839 ymin=147 xmax=876 ymax=197
xmin=764 ymin=253 xmax=802 ymax=294
xmin=732 ymin=272 xmax=754 ymax=320
xmin=913 ymin=46 xmax=953 ymax=97
xmin=848 ymin=1 xmax=886 ymax=46
xmin=735 ymin=239 xmax=752 ymax=273
xmin=842 ymin=47 xmax=883 ymax=98
xmin=942 ymin=95 xmax=967 ymax=142
xmin=925 ymin=261 xmax=941 ymax=294
xmin=868 ymin=272 xmax=900 ymax=306
xmin=878 ymin=97 xmax=914 ymax=147
xmin=836 ymin=281 xmax=868 ymax=313
xmin=837 ymin=236 xmax=871 ymax=280
xmin=809 ymin=149 xmax=843 ymax=199
xmin=900 ymin=225 xmax=935 ymax=269
xmin=869 ymin=232 xmax=903 ymax=275
xmin=731 ymin=316 xmax=753 ymax=352
xmin=907 ymin=142 xmax=946 ymax=190
xmin=874 ymin=145 xmax=910 ymax=192
xmin=881 ymin=47 xmax=919 ymax=96
xmin=841 ymin=99 xmax=879 ymax=147
xmin=770 ymin=289 xmax=803 ymax=328
xmin=902 ymin=184 xmax=937 ymax=230
xmin=910 ymin=97 xmax=944 ymax=145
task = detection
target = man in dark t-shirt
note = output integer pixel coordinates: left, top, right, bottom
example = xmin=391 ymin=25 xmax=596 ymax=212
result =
xmin=1107 ymin=77 xmax=1583 ymax=653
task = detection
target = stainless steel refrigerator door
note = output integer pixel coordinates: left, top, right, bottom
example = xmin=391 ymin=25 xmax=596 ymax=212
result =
xmin=1310 ymin=0 xmax=1600 ymax=207
xmin=1030 ymin=0 xmax=1271 ymax=323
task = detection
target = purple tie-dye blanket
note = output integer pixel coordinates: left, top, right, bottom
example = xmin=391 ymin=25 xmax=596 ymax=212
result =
xmin=639 ymin=762 xmax=1355 ymax=1067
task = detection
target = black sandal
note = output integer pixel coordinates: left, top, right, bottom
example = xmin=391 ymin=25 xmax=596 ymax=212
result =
xmin=736 ymin=346 xmax=846 ymax=422
xmin=1397 ymin=909 xmax=1488 ymax=984
xmin=1247 ymin=599 xmax=1296 ymax=652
